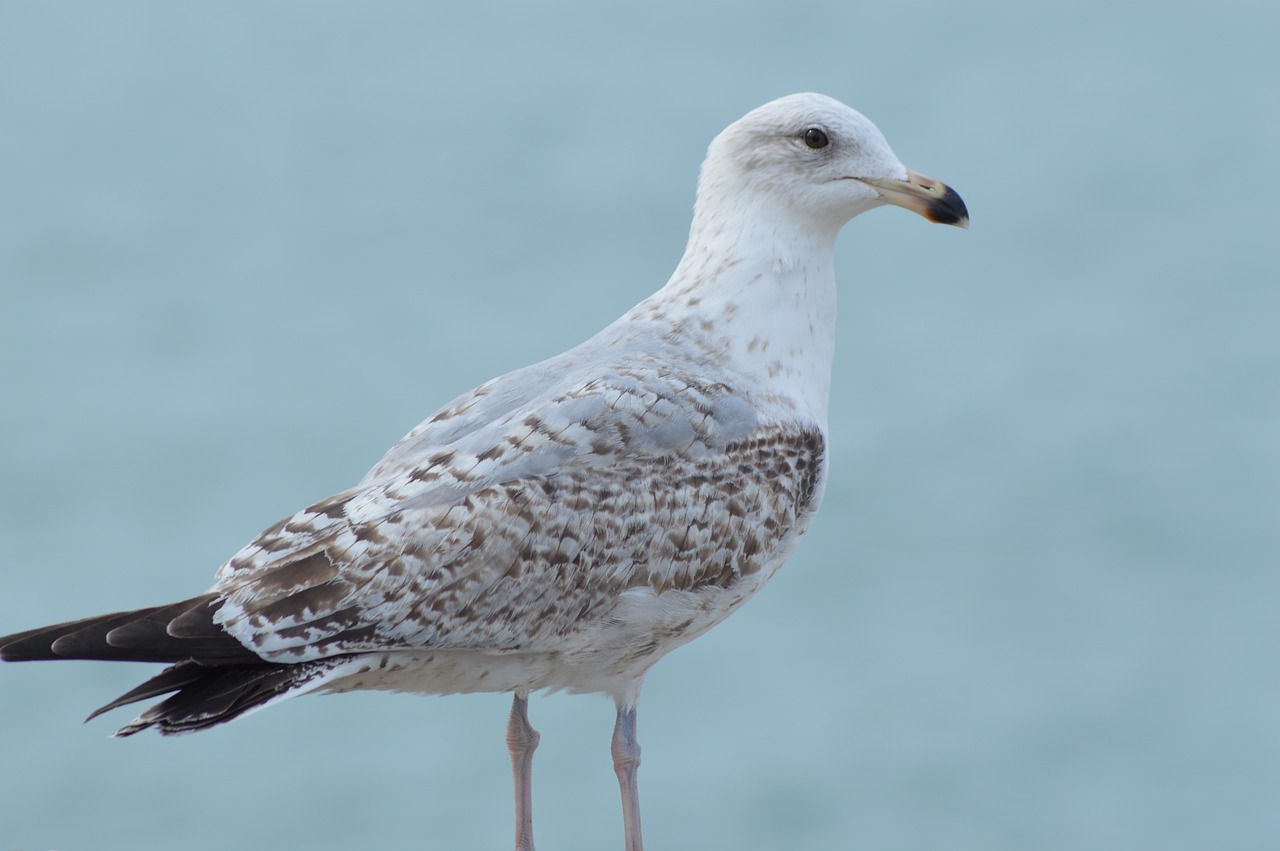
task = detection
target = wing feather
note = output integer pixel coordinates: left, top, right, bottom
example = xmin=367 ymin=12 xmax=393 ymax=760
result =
xmin=208 ymin=371 xmax=823 ymax=665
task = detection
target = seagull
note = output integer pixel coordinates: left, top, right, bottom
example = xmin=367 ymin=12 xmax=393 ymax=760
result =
xmin=0 ymin=92 xmax=966 ymax=851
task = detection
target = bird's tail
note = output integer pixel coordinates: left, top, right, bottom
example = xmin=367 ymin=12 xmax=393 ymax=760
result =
xmin=0 ymin=596 xmax=350 ymax=736
xmin=99 ymin=655 xmax=352 ymax=736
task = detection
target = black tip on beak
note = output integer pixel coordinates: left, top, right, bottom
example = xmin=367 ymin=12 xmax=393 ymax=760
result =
xmin=858 ymin=170 xmax=969 ymax=229
xmin=924 ymin=183 xmax=969 ymax=228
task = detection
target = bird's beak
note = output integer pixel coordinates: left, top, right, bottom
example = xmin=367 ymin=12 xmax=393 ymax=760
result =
xmin=857 ymin=169 xmax=969 ymax=229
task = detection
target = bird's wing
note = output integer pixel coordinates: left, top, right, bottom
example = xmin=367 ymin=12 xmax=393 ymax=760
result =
xmin=211 ymin=365 xmax=824 ymax=663
xmin=358 ymin=357 xmax=568 ymax=485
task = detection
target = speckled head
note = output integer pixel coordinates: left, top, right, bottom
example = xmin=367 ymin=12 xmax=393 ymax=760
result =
xmin=695 ymin=93 xmax=968 ymax=233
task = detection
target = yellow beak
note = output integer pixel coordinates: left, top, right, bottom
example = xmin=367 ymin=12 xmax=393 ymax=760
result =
xmin=857 ymin=169 xmax=969 ymax=228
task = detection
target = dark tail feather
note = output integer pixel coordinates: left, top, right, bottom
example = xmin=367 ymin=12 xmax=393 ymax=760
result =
xmin=85 ymin=660 xmax=212 ymax=722
xmin=0 ymin=595 xmax=261 ymax=664
xmin=107 ymin=656 xmax=351 ymax=736
xmin=0 ymin=604 xmax=178 ymax=661
xmin=3 ymin=597 xmax=354 ymax=736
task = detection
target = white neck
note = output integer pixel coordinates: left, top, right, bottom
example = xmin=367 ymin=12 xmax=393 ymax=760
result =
xmin=631 ymin=198 xmax=841 ymax=428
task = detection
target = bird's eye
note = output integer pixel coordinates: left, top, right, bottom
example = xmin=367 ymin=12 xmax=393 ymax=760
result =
xmin=803 ymin=128 xmax=829 ymax=149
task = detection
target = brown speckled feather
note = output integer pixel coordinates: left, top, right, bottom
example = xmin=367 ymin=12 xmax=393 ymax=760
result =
xmin=211 ymin=362 xmax=825 ymax=670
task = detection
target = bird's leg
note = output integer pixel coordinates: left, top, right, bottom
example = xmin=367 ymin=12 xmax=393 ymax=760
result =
xmin=506 ymin=692 xmax=540 ymax=851
xmin=611 ymin=703 xmax=644 ymax=851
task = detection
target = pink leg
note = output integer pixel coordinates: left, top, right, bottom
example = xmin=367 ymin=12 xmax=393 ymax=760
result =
xmin=611 ymin=703 xmax=644 ymax=851
xmin=506 ymin=692 xmax=539 ymax=851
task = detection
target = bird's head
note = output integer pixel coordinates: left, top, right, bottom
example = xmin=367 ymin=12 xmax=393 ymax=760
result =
xmin=697 ymin=93 xmax=968 ymax=234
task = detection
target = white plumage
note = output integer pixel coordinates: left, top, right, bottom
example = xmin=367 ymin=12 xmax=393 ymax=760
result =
xmin=0 ymin=92 xmax=967 ymax=851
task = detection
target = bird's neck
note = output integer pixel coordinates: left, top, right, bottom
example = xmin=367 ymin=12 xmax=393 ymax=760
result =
xmin=645 ymin=204 xmax=841 ymax=427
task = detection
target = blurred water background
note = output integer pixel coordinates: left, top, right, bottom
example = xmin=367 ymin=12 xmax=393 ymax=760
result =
xmin=1 ymin=2 xmax=1277 ymax=849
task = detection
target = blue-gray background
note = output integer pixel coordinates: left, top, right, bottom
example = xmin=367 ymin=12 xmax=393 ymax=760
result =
xmin=1 ymin=2 xmax=1276 ymax=849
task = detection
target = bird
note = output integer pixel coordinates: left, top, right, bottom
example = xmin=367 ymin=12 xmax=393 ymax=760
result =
xmin=0 ymin=92 xmax=967 ymax=851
